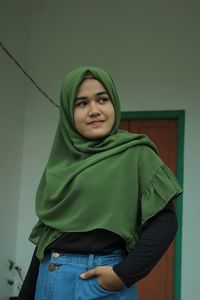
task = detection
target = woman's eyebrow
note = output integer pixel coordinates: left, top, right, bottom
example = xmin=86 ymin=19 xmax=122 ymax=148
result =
xmin=96 ymin=91 xmax=109 ymax=96
xmin=75 ymin=96 xmax=87 ymax=101
xmin=76 ymin=91 xmax=108 ymax=101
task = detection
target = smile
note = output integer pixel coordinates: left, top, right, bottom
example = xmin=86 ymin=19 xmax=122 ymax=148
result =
xmin=88 ymin=120 xmax=104 ymax=126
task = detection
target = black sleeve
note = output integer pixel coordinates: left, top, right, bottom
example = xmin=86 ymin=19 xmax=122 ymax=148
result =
xmin=113 ymin=201 xmax=178 ymax=287
xmin=18 ymin=248 xmax=40 ymax=300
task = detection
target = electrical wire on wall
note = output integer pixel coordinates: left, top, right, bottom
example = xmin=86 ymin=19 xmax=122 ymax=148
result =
xmin=0 ymin=41 xmax=60 ymax=109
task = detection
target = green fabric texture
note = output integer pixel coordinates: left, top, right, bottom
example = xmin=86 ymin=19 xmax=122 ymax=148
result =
xmin=29 ymin=66 xmax=182 ymax=259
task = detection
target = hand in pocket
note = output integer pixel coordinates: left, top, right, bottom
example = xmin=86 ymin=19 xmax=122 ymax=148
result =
xmin=80 ymin=266 xmax=125 ymax=291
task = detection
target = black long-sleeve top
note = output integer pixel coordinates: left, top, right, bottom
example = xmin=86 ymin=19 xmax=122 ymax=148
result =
xmin=18 ymin=201 xmax=177 ymax=299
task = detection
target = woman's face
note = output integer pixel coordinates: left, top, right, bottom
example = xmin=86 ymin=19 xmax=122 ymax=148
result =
xmin=74 ymin=78 xmax=115 ymax=140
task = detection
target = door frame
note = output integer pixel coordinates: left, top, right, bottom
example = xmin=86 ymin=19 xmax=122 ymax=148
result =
xmin=121 ymin=110 xmax=184 ymax=300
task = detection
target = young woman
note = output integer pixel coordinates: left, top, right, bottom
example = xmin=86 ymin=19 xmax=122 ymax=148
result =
xmin=19 ymin=66 xmax=182 ymax=300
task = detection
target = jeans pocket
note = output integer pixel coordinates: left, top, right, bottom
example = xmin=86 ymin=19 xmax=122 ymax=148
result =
xmin=93 ymin=277 xmax=123 ymax=294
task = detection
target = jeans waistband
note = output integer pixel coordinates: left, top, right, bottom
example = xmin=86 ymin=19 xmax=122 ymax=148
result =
xmin=44 ymin=249 xmax=125 ymax=267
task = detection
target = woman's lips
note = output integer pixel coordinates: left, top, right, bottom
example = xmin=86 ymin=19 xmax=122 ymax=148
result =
xmin=88 ymin=120 xmax=104 ymax=126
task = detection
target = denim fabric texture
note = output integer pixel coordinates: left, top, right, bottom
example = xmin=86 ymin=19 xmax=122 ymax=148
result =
xmin=35 ymin=250 xmax=138 ymax=300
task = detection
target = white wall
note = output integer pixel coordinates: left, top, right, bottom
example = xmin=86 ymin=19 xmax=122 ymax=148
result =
xmin=1 ymin=1 xmax=200 ymax=299
xmin=0 ymin=0 xmax=30 ymax=298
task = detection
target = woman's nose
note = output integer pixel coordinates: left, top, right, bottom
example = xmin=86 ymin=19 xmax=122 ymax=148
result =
xmin=88 ymin=101 xmax=100 ymax=116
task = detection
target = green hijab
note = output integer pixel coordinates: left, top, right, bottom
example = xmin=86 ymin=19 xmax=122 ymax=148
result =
xmin=30 ymin=66 xmax=158 ymax=259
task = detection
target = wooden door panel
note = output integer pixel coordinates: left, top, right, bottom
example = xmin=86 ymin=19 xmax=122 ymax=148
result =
xmin=129 ymin=119 xmax=177 ymax=172
xmin=120 ymin=119 xmax=178 ymax=300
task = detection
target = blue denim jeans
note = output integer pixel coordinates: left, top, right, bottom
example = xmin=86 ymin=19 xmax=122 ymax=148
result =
xmin=35 ymin=250 xmax=138 ymax=300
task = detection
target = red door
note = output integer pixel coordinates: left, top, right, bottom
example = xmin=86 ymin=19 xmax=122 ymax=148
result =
xmin=120 ymin=119 xmax=178 ymax=300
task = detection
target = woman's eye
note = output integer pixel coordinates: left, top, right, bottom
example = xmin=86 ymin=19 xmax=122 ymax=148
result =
xmin=75 ymin=101 xmax=87 ymax=107
xmin=98 ymin=98 xmax=109 ymax=104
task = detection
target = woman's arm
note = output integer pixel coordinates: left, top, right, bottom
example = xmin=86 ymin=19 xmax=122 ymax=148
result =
xmin=113 ymin=200 xmax=178 ymax=287
xmin=18 ymin=247 xmax=40 ymax=300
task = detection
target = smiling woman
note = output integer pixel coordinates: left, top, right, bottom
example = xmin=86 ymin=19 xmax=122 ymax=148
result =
xmin=18 ymin=66 xmax=182 ymax=300
xmin=74 ymin=78 xmax=115 ymax=140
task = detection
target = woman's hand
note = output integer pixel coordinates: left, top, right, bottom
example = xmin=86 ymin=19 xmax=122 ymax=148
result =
xmin=80 ymin=266 xmax=125 ymax=291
